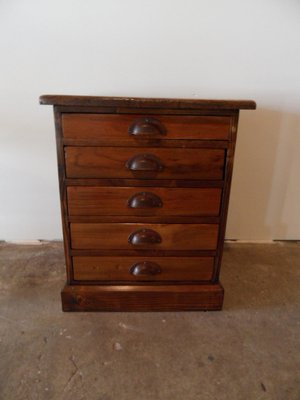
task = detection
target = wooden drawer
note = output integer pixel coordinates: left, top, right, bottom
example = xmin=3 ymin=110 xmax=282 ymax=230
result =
xmin=67 ymin=186 xmax=222 ymax=217
xmin=65 ymin=147 xmax=225 ymax=180
xmin=62 ymin=114 xmax=231 ymax=142
xmin=72 ymin=256 xmax=214 ymax=281
xmin=70 ymin=223 xmax=219 ymax=250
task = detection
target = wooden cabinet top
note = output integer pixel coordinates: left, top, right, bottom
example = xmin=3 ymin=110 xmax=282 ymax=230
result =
xmin=39 ymin=95 xmax=256 ymax=110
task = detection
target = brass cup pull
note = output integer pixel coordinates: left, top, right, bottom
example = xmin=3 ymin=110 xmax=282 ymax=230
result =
xmin=125 ymin=153 xmax=164 ymax=172
xmin=130 ymin=261 xmax=162 ymax=276
xmin=128 ymin=117 xmax=166 ymax=137
xmin=128 ymin=229 xmax=162 ymax=246
xmin=128 ymin=192 xmax=163 ymax=209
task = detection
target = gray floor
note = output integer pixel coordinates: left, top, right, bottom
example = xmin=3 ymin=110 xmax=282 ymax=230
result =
xmin=0 ymin=242 xmax=299 ymax=400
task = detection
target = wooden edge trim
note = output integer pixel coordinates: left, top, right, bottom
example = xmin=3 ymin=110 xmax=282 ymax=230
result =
xmin=40 ymin=95 xmax=256 ymax=110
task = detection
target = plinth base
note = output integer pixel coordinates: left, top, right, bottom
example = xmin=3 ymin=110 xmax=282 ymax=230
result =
xmin=61 ymin=283 xmax=224 ymax=312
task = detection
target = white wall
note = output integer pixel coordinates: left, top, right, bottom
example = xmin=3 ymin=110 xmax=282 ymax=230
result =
xmin=1 ymin=0 xmax=299 ymax=241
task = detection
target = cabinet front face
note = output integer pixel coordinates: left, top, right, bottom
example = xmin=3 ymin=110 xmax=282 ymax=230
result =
xmin=41 ymin=94 xmax=255 ymax=311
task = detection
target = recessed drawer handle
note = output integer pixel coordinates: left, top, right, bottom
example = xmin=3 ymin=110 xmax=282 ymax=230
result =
xmin=128 ymin=192 xmax=163 ymax=209
xmin=130 ymin=261 xmax=162 ymax=276
xmin=128 ymin=117 xmax=166 ymax=137
xmin=128 ymin=229 xmax=162 ymax=246
xmin=125 ymin=153 xmax=164 ymax=172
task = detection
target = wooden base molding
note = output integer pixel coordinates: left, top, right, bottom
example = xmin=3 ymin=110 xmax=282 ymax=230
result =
xmin=61 ymin=283 xmax=224 ymax=312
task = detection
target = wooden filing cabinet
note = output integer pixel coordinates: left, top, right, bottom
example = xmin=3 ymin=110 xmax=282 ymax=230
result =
xmin=40 ymin=95 xmax=256 ymax=311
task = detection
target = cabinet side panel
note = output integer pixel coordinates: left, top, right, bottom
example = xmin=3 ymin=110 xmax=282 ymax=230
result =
xmin=54 ymin=107 xmax=72 ymax=283
xmin=213 ymin=112 xmax=239 ymax=281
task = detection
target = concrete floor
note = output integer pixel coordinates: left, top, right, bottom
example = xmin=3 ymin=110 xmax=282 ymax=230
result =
xmin=0 ymin=242 xmax=299 ymax=400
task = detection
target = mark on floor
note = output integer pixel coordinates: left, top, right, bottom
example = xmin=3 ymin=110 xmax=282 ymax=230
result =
xmin=63 ymin=356 xmax=82 ymax=392
xmin=113 ymin=342 xmax=122 ymax=351
xmin=261 ymin=382 xmax=267 ymax=392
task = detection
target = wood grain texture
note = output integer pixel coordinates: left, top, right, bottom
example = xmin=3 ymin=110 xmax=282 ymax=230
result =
xmin=70 ymin=249 xmax=217 ymax=257
xmin=62 ymin=114 xmax=231 ymax=141
xmin=65 ymin=147 xmax=225 ymax=180
xmin=58 ymin=105 xmax=240 ymax=117
xmin=70 ymin=223 xmax=219 ymax=250
xmin=41 ymin=94 xmax=255 ymax=311
xmin=72 ymin=256 xmax=214 ymax=282
xmin=213 ymin=112 xmax=240 ymax=282
xmin=62 ymin=138 xmax=230 ymax=149
xmin=61 ymin=283 xmax=224 ymax=311
xmin=40 ymin=95 xmax=256 ymax=110
xmin=53 ymin=108 xmax=73 ymax=284
xmin=68 ymin=216 xmax=220 ymax=224
xmin=67 ymin=186 xmax=222 ymax=217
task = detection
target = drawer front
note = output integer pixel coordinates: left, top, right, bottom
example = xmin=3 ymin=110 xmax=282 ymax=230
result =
xmin=65 ymin=147 xmax=225 ymax=180
xmin=73 ymin=256 xmax=214 ymax=281
xmin=62 ymin=114 xmax=231 ymax=142
xmin=70 ymin=223 xmax=219 ymax=250
xmin=67 ymin=186 xmax=222 ymax=217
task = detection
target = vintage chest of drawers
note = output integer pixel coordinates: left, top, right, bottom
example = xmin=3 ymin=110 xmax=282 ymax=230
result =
xmin=40 ymin=95 xmax=256 ymax=311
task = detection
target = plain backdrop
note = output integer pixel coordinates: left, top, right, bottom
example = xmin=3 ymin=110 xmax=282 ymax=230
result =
xmin=0 ymin=0 xmax=299 ymax=241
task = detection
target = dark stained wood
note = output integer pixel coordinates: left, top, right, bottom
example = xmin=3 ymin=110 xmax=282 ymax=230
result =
xmin=65 ymin=178 xmax=225 ymax=188
xmin=70 ymin=249 xmax=217 ymax=257
xmin=67 ymin=216 xmax=220 ymax=224
xmin=213 ymin=112 xmax=240 ymax=282
xmin=62 ymin=138 xmax=230 ymax=149
xmin=41 ymin=94 xmax=255 ymax=311
xmin=72 ymin=256 xmax=214 ymax=282
xmin=53 ymin=108 xmax=73 ymax=284
xmin=70 ymin=223 xmax=219 ymax=251
xmin=62 ymin=113 xmax=231 ymax=141
xmin=40 ymin=95 xmax=256 ymax=110
xmin=65 ymin=147 xmax=225 ymax=180
xmin=58 ymin=105 xmax=240 ymax=116
xmin=61 ymin=283 xmax=224 ymax=311
xmin=67 ymin=186 xmax=222 ymax=217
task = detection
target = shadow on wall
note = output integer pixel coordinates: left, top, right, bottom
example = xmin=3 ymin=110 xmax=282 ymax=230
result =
xmin=226 ymin=107 xmax=300 ymax=240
